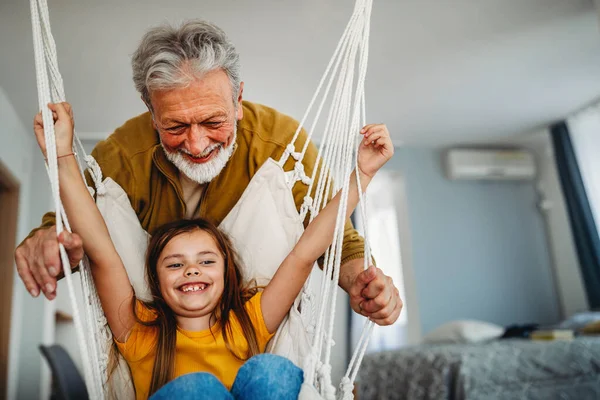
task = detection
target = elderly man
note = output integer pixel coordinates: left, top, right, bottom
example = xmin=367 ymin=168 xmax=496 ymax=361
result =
xmin=15 ymin=20 xmax=402 ymax=326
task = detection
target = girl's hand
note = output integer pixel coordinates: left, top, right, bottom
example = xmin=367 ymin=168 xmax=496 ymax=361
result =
xmin=33 ymin=102 xmax=75 ymax=158
xmin=358 ymin=123 xmax=394 ymax=179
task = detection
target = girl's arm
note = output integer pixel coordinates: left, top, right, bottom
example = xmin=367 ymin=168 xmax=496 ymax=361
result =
xmin=35 ymin=103 xmax=135 ymax=342
xmin=261 ymin=124 xmax=393 ymax=333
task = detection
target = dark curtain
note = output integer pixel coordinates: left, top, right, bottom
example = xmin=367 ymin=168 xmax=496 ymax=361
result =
xmin=550 ymin=122 xmax=600 ymax=309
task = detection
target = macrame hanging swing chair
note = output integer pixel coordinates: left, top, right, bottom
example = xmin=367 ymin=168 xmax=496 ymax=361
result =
xmin=30 ymin=0 xmax=376 ymax=398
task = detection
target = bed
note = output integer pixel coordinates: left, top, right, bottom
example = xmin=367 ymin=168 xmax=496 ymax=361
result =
xmin=356 ymin=336 xmax=600 ymax=400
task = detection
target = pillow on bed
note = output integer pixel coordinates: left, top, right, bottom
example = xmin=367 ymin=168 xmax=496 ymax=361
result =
xmin=558 ymin=311 xmax=600 ymax=330
xmin=423 ymin=320 xmax=504 ymax=344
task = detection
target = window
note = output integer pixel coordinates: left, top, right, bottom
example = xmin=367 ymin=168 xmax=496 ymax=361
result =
xmin=568 ymin=104 xmax=600 ymax=234
xmin=351 ymin=170 xmax=413 ymax=353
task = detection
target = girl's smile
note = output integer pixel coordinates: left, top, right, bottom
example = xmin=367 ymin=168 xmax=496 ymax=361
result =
xmin=179 ymin=282 xmax=210 ymax=293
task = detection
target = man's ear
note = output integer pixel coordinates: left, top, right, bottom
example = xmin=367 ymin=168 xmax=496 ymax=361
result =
xmin=236 ymin=82 xmax=244 ymax=121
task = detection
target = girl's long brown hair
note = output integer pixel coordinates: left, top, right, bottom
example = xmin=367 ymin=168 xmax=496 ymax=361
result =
xmin=136 ymin=218 xmax=260 ymax=396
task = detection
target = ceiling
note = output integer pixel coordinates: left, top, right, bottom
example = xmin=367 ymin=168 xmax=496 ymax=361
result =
xmin=1 ymin=0 xmax=600 ymax=146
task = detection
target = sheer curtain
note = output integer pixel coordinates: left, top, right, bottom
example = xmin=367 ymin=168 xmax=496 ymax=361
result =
xmin=351 ymin=170 xmax=410 ymax=353
xmin=568 ymin=104 xmax=600 ymax=235
xmin=561 ymin=103 xmax=600 ymax=308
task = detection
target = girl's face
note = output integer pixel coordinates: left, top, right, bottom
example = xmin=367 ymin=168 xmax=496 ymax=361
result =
xmin=156 ymin=230 xmax=225 ymax=321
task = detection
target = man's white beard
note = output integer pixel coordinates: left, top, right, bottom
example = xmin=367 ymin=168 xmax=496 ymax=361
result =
xmin=162 ymin=132 xmax=236 ymax=184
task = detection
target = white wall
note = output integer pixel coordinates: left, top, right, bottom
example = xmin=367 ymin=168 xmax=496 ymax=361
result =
xmin=516 ymin=130 xmax=589 ymax=318
xmin=3 ymin=0 xmax=600 ymax=148
xmin=0 ymin=86 xmax=53 ymax=400
xmin=387 ymin=146 xmax=561 ymax=334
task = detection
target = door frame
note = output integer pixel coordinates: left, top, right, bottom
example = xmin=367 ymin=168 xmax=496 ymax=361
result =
xmin=0 ymin=160 xmax=20 ymax=397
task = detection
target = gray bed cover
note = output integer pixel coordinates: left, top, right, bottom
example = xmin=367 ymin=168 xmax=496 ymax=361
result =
xmin=357 ymin=337 xmax=600 ymax=400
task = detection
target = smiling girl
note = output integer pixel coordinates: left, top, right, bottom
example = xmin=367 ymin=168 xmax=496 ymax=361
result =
xmin=34 ymin=102 xmax=394 ymax=399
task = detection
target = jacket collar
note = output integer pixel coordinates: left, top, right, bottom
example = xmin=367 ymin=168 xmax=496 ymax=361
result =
xmin=152 ymin=143 xmax=183 ymax=193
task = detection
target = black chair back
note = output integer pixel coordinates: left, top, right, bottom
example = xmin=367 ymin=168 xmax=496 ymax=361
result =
xmin=39 ymin=344 xmax=89 ymax=400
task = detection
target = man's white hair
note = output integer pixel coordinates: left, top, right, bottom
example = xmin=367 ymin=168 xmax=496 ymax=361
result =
xmin=131 ymin=20 xmax=241 ymax=107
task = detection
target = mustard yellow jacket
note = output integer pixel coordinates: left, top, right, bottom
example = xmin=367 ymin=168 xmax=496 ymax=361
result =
xmin=37 ymin=101 xmax=365 ymax=265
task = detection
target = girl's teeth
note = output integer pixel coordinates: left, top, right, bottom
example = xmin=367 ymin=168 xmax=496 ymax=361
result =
xmin=182 ymin=284 xmax=207 ymax=292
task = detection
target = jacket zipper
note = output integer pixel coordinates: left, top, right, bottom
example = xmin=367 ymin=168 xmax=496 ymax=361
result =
xmin=152 ymin=151 xmax=187 ymax=217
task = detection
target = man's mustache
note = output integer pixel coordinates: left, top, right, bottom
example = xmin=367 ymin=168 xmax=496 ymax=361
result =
xmin=179 ymin=142 xmax=223 ymax=158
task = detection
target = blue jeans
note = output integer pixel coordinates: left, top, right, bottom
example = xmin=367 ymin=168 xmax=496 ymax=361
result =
xmin=150 ymin=354 xmax=303 ymax=400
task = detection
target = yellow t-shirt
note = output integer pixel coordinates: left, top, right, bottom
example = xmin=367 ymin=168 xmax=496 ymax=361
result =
xmin=115 ymin=292 xmax=273 ymax=400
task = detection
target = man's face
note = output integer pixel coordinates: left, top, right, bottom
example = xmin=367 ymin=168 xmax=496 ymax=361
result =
xmin=149 ymin=69 xmax=243 ymax=184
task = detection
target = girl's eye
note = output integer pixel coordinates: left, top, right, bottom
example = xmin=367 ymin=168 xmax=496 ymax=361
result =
xmin=199 ymin=260 xmax=215 ymax=265
xmin=167 ymin=263 xmax=183 ymax=269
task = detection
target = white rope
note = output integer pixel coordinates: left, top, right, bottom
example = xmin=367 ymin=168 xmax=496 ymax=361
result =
xmin=282 ymin=14 xmax=367 ymax=342
xmin=293 ymin=1 xmax=375 ymax=398
xmin=291 ymin=1 xmax=375 ymax=398
xmin=58 ymin=204 xmax=108 ymax=393
xmin=337 ymin=132 xmax=375 ymax=400
xmin=37 ymin=0 xmax=98 ymax=180
xmin=302 ymin=20 xmax=360 ymax=388
xmin=281 ymin=1 xmax=365 ymax=164
xmin=56 ymin=200 xmax=108 ymax=379
xmin=339 ymin=2 xmax=376 ymax=395
xmin=324 ymin=1 xmax=366 ymax=348
xmin=295 ymin=3 xmax=372 ymax=392
xmin=312 ymin=0 xmax=365 ymax=335
xmin=300 ymin=75 xmax=356 ymax=344
xmin=30 ymin=1 xmax=105 ymax=398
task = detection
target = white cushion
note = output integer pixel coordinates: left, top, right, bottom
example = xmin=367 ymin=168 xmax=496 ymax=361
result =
xmin=219 ymin=158 xmax=313 ymax=368
xmin=423 ymin=320 xmax=504 ymax=344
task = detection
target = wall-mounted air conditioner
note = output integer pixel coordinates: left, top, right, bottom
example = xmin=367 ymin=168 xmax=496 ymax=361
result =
xmin=444 ymin=148 xmax=536 ymax=181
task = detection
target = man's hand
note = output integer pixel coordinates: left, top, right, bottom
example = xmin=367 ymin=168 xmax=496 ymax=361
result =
xmin=14 ymin=226 xmax=84 ymax=300
xmin=349 ymin=265 xmax=402 ymax=326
